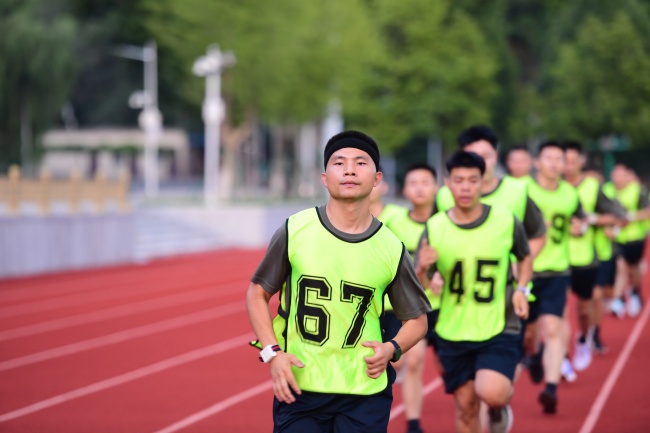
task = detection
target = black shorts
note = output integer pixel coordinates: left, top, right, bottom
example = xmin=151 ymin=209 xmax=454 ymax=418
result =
xmin=273 ymin=386 xmax=393 ymax=433
xmin=382 ymin=309 xmax=439 ymax=347
xmin=595 ymin=257 xmax=616 ymax=287
xmin=436 ymin=333 xmax=520 ymax=394
xmin=528 ymin=276 xmax=570 ymax=322
xmin=618 ymin=239 xmax=646 ymax=265
xmin=570 ymin=266 xmax=599 ymax=300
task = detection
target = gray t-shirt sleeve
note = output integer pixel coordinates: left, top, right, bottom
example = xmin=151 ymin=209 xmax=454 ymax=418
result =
xmin=251 ymin=224 xmax=290 ymax=295
xmin=386 ymin=246 xmax=432 ymax=321
xmin=595 ymin=186 xmax=627 ymax=218
xmin=511 ymin=218 xmax=531 ymax=261
xmin=523 ymin=197 xmax=547 ymax=239
xmin=639 ymin=187 xmax=650 ymax=209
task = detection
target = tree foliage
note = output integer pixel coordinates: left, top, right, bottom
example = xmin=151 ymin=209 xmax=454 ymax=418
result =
xmin=543 ymin=11 xmax=650 ymax=145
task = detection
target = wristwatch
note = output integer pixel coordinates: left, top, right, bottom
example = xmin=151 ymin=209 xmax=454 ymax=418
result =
xmin=516 ymin=286 xmax=531 ymax=297
xmin=259 ymin=344 xmax=281 ymax=363
xmin=388 ymin=339 xmax=402 ymax=363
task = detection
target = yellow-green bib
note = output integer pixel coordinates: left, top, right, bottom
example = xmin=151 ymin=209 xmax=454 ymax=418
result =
xmin=284 ymin=208 xmax=403 ymax=395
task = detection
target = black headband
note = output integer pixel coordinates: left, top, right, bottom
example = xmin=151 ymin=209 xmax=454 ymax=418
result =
xmin=323 ymin=137 xmax=380 ymax=170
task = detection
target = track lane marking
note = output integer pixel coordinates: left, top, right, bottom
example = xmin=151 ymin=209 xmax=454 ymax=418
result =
xmin=0 ymin=282 xmax=244 ymax=342
xmin=152 ymin=381 xmax=274 ymax=433
xmin=0 ymin=332 xmax=255 ymax=423
xmin=578 ymin=300 xmax=650 ymax=433
xmin=389 ymin=378 xmax=442 ymax=420
xmin=0 ymin=301 xmax=246 ymax=371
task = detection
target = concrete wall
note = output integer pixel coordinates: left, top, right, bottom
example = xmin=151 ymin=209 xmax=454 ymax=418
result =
xmin=0 ymin=214 xmax=134 ymax=278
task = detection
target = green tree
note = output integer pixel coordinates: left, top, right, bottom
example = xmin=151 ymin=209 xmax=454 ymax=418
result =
xmin=0 ymin=0 xmax=77 ymax=170
xmin=346 ymin=0 xmax=500 ymax=152
xmin=543 ymin=11 xmax=650 ymax=146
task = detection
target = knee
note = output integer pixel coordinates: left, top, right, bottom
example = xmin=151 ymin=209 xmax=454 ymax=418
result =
xmin=478 ymin=387 xmax=510 ymax=408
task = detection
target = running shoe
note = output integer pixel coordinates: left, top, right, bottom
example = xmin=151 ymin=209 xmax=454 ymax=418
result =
xmin=538 ymin=389 xmax=557 ymax=414
xmin=627 ymin=293 xmax=642 ymax=318
xmin=609 ymin=298 xmax=626 ymax=319
xmin=488 ymin=405 xmax=513 ymax=433
xmin=561 ymin=357 xmax=577 ymax=382
xmin=592 ymin=333 xmax=609 ymax=355
xmin=573 ymin=339 xmax=592 ymax=371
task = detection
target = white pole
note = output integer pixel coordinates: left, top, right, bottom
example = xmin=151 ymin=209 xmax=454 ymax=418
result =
xmin=203 ymin=54 xmax=222 ymax=208
xmin=143 ymin=40 xmax=160 ymax=197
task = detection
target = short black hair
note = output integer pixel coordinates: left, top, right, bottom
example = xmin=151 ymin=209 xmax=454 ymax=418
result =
xmin=324 ymin=130 xmax=380 ymax=170
xmin=404 ymin=163 xmax=437 ymax=182
xmin=446 ymin=150 xmax=486 ymax=176
xmin=506 ymin=144 xmax=531 ymax=156
xmin=457 ymin=125 xmax=498 ymax=150
xmin=563 ymin=140 xmax=584 ymax=155
xmin=536 ymin=140 xmax=564 ymax=156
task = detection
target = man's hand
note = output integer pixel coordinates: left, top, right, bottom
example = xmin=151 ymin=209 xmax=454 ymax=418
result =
xmin=570 ymin=217 xmax=586 ymax=236
xmin=430 ymin=271 xmax=444 ymax=295
xmin=269 ymin=351 xmax=304 ymax=404
xmin=417 ymin=240 xmax=438 ymax=273
xmin=512 ymin=290 xmax=529 ymax=319
xmin=362 ymin=341 xmax=393 ymax=379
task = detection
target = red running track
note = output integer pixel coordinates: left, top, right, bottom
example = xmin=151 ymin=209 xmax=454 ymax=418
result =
xmin=1 ymin=246 xmax=649 ymax=432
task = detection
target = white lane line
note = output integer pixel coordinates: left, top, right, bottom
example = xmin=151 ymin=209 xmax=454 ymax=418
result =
xmin=152 ymin=381 xmax=274 ymax=433
xmin=578 ymin=300 xmax=650 ymax=433
xmin=0 ymin=282 xmax=243 ymax=342
xmin=0 ymin=276 xmax=244 ymax=319
xmin=390 ymin=377 xmax=442 ymax=420
xmin=0 ymin=261 xmax=205 ymax=302
xmin=0 ymin=332 xmax=255 ymax=423
xmin=0 ymin=301 xmax=245 ymax=372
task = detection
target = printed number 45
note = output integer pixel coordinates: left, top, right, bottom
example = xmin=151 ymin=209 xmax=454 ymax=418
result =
xmin=297 ymin=276 xmax=374 ymax=348
xmin=449 ymin=260 xmax=499 ymax=304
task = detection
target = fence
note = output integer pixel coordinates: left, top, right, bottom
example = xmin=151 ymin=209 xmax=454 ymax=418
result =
xmin=0 ymin=165 xmax=130 ymax=216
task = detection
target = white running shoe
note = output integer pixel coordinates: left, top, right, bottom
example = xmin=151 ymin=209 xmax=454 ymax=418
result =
xmin=561 ymin=358 xmax=577 ymax=382
xmin=609 ymin=298 xmax=626 ymax=319
xmin=488 ymin=405 xmax=513 ymax=433
xmin=627 ymin=293 xmax=642 ymax=318
xmin=573 ymin=340 xmax=592 ymax=371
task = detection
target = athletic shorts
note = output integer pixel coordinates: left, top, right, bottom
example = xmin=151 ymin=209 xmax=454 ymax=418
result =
xmin=595 ymin=257 xmax=616 ymax=287
xmin=528 ymin=276 xmax=570 ymax=322
xmin=382 ymin=310 xmax=439 ymax=347
xmin=435 ymin=333 xmax=520 ymax=394
xmin=618 ymin=239 xmax=647 ymax=265
xmin=570 ymin=266 xmax=599 ymax=300
xmin=273 ymin=385 xmax=393 ymax=433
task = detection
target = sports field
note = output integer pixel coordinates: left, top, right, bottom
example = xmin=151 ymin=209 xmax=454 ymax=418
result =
xmin=1 ymin=246 xmax=649 ymax=432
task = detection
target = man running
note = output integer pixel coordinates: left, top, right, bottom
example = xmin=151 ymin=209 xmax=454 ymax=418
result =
xmin=246 ymin=130 xmax=430 ymax=432
xmin=418 ymin=150 xmax=531 ymax=433
xmin=526 ymin=140 xmax=585 ymax=414
xmin=563 ymin=141 xmax=625 ymax=371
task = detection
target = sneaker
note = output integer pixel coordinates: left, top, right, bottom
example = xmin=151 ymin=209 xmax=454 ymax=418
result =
xmin=573 ymin=339 xmax=592 ymax=371
xmin=627 ymin=293 xmax=642 ymax=318
xmin=561 ymin=358 xmax=577 ymax=382
xmin=592 ymin=334 xmax=609 ymax=355
xmin=488 ymin=405 xmax=513 ymax=433
xmin=610 ymin=298 xmax=626 ymax=319
xmin=538 ymin=389 xmax=557 ymax=414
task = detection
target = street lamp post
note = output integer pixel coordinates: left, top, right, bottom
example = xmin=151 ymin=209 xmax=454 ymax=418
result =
xmin=115 ymin=40 xmax=162 ymax=198
xmin=193 ymin=45 xmax=236 ymax=208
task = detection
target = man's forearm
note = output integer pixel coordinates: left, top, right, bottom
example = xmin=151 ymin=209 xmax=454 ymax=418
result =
xmin=516 ymin=254 xmax=533 ymax=289
xmin=245 ymin=282 xmax=277 ymax=347
xmin=394 ymin=314 xmax=428 ymax=354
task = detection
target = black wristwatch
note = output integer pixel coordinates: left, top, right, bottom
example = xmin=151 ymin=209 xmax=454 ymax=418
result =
xmin=388 ymin=339 xmax=402 ymax=362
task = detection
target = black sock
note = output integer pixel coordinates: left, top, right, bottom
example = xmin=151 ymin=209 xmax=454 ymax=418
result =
xmin=407 ymin=419 xmax=420 ymax=430
xmin=632 ymin=287 xmax=641 ymax=297
xmin=593 ymin=326 xmax=600 ymax=341
xmin=546 ymin=383 xmax=557 ymax=394
xmin=578 ymin=334 xmax=587 ymax=344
